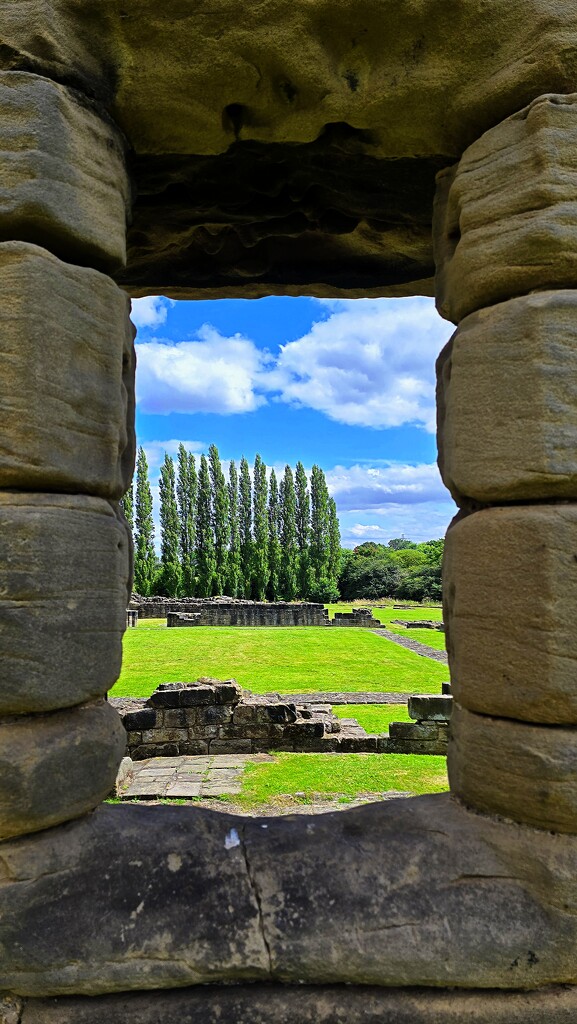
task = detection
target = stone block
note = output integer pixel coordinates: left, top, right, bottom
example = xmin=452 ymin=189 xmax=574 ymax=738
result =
xmin=213 ymin=681 xmax=242 ymax=705
xmin=337 ymin=736 xmax=378 ymax=752
xmin=407 ymin=695 xmax=453 ymax=722
xmin=0 ymin=72 xmax=129 ymax=270
xmin=0 ymin=494 xmax=130 ymax=716
xmin=0 ymin=243 xmax=135 ymax=498
xmin=232 ymin=705 xmax=258 ymax=725
xmin=163 ymin=709 xmax=188 ymax=729
xmin=210 ymin=740 xmax=252 ymax=754
xmin=196 ymin=725 xmax=219 ymax=739
xmin=131 ymin=744 xmax=179 ymax=761
xmin=434 ymin=94 xmax=577 ymax=323
xmin=437 ymin=292 xmax=577 ymax=503
xmin=0 ymin=700 xmax=126 ymax=840
xmin=283 ymin=722 xmax=326 ymax=740
xmin=4 ymin=795 xmax=577 ymax=994
xmin=141 ymin=728 xmax=188 ymax=744
xmin=179 ymin=741 xmax=209 ymax=756
xmin=444 ymin=505 xmax=577 ymax=723
xmin=198 ymin=706 xmax=232 ymax=725
xmin=389 ymin=721 xmax=442 ymax=740
xmin=384 ymin=739 xmax=448 ymax=756
xmin=147 ymin=686 xmax=184 ymax=708
xmin=125 ymin=731 xmax=142 ymax=747
xmin=254 ymin=704 xmax=298 ymax=725
xmin=180 ymin=686 xmax=217 ymax=707
xmin=449 ymin=703 xmax=577 ymax=833
xmin=122 ymin=709 xmax=157 ymax=731
xmin=12 ymin=985 xmax=577 ymax=1024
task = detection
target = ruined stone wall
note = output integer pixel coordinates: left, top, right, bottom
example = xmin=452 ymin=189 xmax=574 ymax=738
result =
xmin=332 ymin=608 xmax=381 ymax=627
xmin=165 ymin=602 xmax=329 ymax=627
xmin=113 ymin=682 xmax=450 ymax=758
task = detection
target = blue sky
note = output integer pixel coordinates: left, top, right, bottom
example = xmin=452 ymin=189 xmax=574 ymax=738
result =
xmin=132 ymin=294 xmax=457 ymax=547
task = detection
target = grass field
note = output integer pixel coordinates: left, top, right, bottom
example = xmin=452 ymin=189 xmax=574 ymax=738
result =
xmin=113 ymin=619 xmax=447 ymax=698
xmin=238 ymin=752 xmax=449 ymax=806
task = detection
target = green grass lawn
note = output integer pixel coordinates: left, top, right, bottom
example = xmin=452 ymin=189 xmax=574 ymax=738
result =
xmin=113 ymin=620 xmax=447 ymax=698
xmin=238 ymin=752 xmax=449 ymax=807
xmin=333 ymin=703 xmax=410 ymax=734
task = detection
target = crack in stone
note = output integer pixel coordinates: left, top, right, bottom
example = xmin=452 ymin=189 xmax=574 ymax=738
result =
xmin=239 ymin=828 xmax=273 ymax=976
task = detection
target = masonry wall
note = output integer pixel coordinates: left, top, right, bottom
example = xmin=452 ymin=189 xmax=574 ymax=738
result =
xmin=135 ymin=598 xmax=329 ymax=626
xmin=113 ymin=682 xmax=451 ymax=758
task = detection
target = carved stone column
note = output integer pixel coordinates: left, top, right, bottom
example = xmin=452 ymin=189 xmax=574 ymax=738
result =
xmin=0 ymin=72 xmax=134 ymax=841
xmin=435 ymin=94 xmax=577 ymax=832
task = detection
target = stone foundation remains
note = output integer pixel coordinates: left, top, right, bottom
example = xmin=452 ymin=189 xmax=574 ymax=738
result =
xmin=112 ymin=680 xmax=451 ymax=758
xmin=332 ymin=608 xmax=381 ymax=627
xmin=164 ymin=601 xmax=329 ymax=627
xmin=392 ymin=618 xmax=446 ymax=631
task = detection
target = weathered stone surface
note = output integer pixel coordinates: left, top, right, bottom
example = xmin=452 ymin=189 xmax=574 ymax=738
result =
xmin=2 ymin=796 xmax=577 ymax=995
xmin=435 ymin=94 xmax=577 ymax=323
xmin=0 ymin=72 xmax=129 ymax=271
xmin=0 ymin=243 xmax=135 ymax=498
xmin=13 ymin=984 xmax=577 ymax=1023
xmin=0 ymin=494 xmax=130 ymax=715
xmin=0 ymin=701 xmax=126 ymax=841
xmin=444 ymin=506 xmax=577 ymax=724
xmin=408 ymin=695 xmax=452 ymax=722
xmin=449 ymin=703 xmax=577 ymax=833
xmin=438 ymin=292 xmax=577 ymax=503
xmin=5 ymin=6 xmax=577 ymax=297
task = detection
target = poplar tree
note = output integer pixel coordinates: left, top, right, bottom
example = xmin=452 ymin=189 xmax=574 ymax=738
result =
xmin=328 ymin=496 xmax=341 ymax=583
xmin=120 ymin=484 xmax=134 ymax=533
xmin=209 ymin=443 xmax=229 ymax=595
xmin=158 ymin=452 xmax=181 ymax=596
xmin=133 ymin=446 xmax=157 ymax=596
xmin=252 ymin=454 xmax=269 ymax=600
xmin=195 ymin=454 xmax=216 ymax=596
xmin=279 ymin=465 xmax=298 ymax=600
xmin=267 ymin=468 xmax=281 ymax=601
xmin=176 ymin=444 xmax=197 ymax=596
xmin=238 ymin=456 xmax=252 ymax=598
xmin=295 ymin=460 xmax=311 ymax=598
xmin=309 ymin=464 xmax=331 ymax=598
xmin=226 ymin=459 xmax=241 ymax=597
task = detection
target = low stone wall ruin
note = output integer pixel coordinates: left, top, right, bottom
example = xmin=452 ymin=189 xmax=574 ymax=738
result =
xmin=112 ymin=681 xmax=451 ymax=758
xmin=332 ymin=608 xmax=381 ymax=627
xmin=391 ymin=618 xmax=446 ymax=631
xmin=165 ymin=601 xmax=329 ymax=627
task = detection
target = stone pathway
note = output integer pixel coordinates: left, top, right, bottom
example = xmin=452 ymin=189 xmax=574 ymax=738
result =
xmin=118 ymin=754 xmax=274 ymax=800
xmin=372 ymin=629 xmax=449 ymax=664
xmin=279 ymin=691 xmax=411 ymax=704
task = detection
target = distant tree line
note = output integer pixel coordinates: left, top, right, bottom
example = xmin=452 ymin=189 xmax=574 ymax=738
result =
xmin=121 ymin=444 xmax=341 ymax=602
xmin=338 ymin=538 xmax=443 ymax=603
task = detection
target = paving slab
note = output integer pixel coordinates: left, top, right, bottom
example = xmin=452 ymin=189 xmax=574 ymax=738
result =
xmin=118 ymin=755 xmax=266 ymax=800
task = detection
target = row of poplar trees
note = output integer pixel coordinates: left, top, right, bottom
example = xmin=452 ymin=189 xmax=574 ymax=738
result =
xmin=121 ymin=444 xmax=341 ymax=602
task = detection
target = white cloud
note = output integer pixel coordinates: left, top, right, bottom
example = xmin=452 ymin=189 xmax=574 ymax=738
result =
xmin=269 ymin=298 xmax=452 ymax=433
xmin=131 ymin=296 xmax=175 ymax=331
xmin=349 ymin=524 xmax=390 ymax=538
xmin=142 ymin=439 xmax=205 ymax=474
xmin=136 ymin=325 xmax=272 ymax=415
xmin=132 ymin=296 xmax=453 ymax=431
xmin=325 ymin=461 xmax=450 ymax=511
